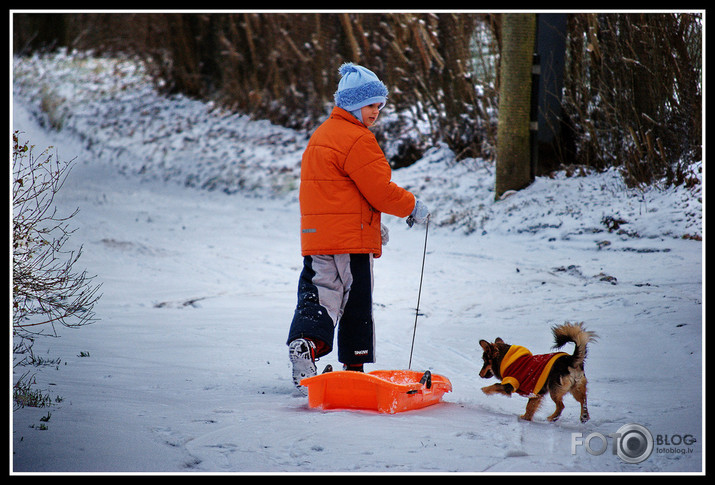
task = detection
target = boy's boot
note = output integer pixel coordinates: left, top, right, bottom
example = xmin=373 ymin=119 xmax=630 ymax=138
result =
xmin=289 ymin=338 xmax=316 ymax=395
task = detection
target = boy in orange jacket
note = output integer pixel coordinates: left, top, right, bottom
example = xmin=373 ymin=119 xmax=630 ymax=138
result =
xmin=287 ymin=63 xmax=430 ymax=394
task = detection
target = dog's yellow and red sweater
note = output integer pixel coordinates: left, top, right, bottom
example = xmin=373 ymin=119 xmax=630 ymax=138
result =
xmin=499 ymin=345 xmax=568 ymax=397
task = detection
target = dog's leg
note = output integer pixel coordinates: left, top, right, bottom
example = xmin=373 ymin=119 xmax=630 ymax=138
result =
xmin=481 ymin=383 xmax=513 ymax=396
xmin=520 ymin=395 xmax=543 ymax=421
xmin=547 ymin=388 xmax=566 ymax=422
xmin=571 ymin=377 xmax=590 ymax=423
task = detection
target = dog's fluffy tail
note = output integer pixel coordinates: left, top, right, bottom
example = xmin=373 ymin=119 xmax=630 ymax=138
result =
xmin=552 ymin=322 xmax=597 ymax=369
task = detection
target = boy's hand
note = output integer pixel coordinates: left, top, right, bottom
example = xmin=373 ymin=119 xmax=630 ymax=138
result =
xmin=407 ymin=200 xmax=430 ymax=227
xmin=381 ymin=223 xmax=389 ymax=245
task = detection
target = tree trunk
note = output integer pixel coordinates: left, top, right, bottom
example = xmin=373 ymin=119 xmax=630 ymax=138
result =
xmin=495 ymin=13 xmax=536 ymax=199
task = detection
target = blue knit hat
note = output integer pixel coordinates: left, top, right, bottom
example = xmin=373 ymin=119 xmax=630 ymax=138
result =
xmin=334 ymin=63 xmax=388 ymax=112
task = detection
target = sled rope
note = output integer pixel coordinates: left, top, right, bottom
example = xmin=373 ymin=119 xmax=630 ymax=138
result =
xmin=408 ymin=215 xmax=429 ymax=369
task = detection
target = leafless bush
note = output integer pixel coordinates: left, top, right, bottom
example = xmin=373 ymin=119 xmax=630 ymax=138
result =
xmin=12 ymin=131 xmax=102 ymax=338
xmin=13 ymin=12 xmax=702 ymax=181
xmin=143 ymin=13 xmax=487 ymax=164
xmin=562 ymin=13 xmax=702 ymax=186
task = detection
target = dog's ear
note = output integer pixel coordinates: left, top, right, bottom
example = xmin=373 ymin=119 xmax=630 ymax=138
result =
xmin=495 ymin=337 xmax=505 ymax=344
xmin=479 ymin=339 xmax=490 ymax=351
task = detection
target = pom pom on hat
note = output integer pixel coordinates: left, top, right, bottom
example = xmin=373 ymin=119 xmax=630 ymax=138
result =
xmin=334 ymin=62 xmax=388 ymax=111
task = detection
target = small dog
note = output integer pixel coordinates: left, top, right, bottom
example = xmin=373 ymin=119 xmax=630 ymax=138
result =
xmin=479 ymin=322 xmax=597 ymax=422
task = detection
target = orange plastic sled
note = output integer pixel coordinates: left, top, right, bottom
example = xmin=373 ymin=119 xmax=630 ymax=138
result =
xmin=300 ymin=369 xmax=452 ymax=414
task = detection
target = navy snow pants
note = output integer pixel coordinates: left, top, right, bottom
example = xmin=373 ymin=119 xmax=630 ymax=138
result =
xmin=287 ymin=254 xmax=375 ymax=365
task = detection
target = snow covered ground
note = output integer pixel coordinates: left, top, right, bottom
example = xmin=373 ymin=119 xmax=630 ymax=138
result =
xmin=12 ymin=52 xmax=703 ymax=474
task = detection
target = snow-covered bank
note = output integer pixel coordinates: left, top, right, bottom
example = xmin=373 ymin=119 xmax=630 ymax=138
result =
xmin=12 ymin=52 xmax=703 ymax=474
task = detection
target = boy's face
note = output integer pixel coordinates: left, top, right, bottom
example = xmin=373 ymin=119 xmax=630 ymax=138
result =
xmin=360 ymin=103 xmax=381 ymax=128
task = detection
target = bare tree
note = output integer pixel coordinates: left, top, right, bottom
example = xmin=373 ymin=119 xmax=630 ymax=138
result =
xmin=495 ymin=13 xmax=536 ymax=199
xmin=12 ymin=131 xmax=102 ymax=337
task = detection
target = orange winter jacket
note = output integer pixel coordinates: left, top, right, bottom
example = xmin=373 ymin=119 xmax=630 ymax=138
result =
xmin=299 ymin=107 xmax=416 ymax=258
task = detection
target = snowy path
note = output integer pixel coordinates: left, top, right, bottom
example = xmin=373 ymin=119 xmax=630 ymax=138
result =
xmin=11 ymin=101 xmax=703 ymax=473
